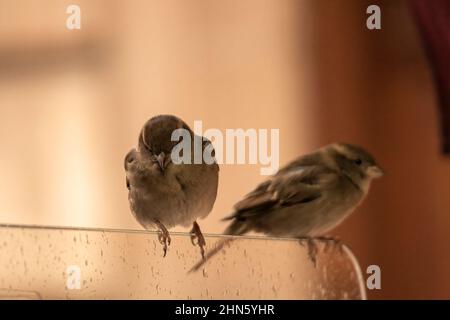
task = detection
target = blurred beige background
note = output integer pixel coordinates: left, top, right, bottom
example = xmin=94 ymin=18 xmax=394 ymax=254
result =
xmin=0 ymin=0 xmax=449 ymax=299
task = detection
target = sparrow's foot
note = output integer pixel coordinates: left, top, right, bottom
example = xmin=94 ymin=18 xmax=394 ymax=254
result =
xmin=190 ymin=221 xmax=206 ymax=260
xmin=315 ymin=236 xmax=343 ymax=254
xmin=299 ymin=237 xmax=318 ymax=267
xmin=154 ymin=220 xmax=171 ymax=257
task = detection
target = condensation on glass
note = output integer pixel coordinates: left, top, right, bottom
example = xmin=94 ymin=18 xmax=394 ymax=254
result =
xmin=0 ymin=224 xmax=366 ymax=299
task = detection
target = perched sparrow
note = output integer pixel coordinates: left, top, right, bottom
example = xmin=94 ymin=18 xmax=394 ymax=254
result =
xmin=190 ymin=143 xmax=382 ymax=271
xmin=125 ymin=115 xmax=219 ymax=258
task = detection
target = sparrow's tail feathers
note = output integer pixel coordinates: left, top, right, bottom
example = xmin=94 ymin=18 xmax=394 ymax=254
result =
xmin=223 ymin=218 xmax=250 ymax=236
xmin=220 ymin=213 xmax=235 ymax=221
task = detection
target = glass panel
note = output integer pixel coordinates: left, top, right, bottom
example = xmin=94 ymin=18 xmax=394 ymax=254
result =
xmin=0 ymin=224 xmax=366 ymax=299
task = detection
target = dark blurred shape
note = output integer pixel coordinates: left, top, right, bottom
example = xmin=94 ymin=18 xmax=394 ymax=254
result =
xmin=409 ymin=0 xmax=450 ymax=153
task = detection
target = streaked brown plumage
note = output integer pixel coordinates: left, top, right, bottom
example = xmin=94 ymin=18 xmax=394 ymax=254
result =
xmin=190 ymin=143 xmax=382 ymax=272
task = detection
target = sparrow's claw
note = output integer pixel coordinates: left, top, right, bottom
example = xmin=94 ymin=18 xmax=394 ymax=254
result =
xmin=316 ymin=236 xmax=343 ymax=254
xmin=307 ymin=238 xmax=318 ymax=267
xmin=190 ymin=221 xmax=206 ymax=260
xmin=154 ymin=220 xmax=171 ymax=257
xmin=299 ymin=237 xmax=318 ymax=267
xmin=157 ymin=232 xmax=171 ymax=257
xmin=158 ymin=232 xmax=164 ymax=244
xmin=162 ymin=239 xmax=168 ymax=258
xmin=190 ymin=233 xmax=197 ymax=246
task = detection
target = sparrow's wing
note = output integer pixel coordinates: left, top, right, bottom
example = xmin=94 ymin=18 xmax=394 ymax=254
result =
xmin=275 ymin=151 xmax=325 ymax=176
xmin=203 ymin=137 xmax=220 ymax=171
xmin=231 ymin=179 xmax=276 ymax=214
xmin=190 ymin=134 xmax=220 ymax=171
xmin=227 ymin=165 xmax=337 ymax=220
xmin=275 ymin=166 xmax=337 ymax=206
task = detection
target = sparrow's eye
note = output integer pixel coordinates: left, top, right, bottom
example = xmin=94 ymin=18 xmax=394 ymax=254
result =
xmin=354 ymin=158 xmax=362 ymax=165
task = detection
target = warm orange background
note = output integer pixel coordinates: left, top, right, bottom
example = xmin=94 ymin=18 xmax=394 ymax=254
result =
xmin=0 ymin=0 xmax=449 ymax=299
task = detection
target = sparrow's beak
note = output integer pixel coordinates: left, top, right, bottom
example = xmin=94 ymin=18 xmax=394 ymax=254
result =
xmin=156 ymin=152 xmax=171 ymax=171
xmin=367 ymin=165 xmax=384 ymax=178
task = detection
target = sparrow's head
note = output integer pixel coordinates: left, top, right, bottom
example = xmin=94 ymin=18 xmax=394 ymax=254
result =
xmin=329 ymin=143 xmax=383 ymax=188
xmin=138 ymin=115 xmax=192 ymax=171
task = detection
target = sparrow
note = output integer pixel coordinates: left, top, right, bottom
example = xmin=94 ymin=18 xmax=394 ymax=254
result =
xmin=190 ymin=143 xmax=383 ymax=272
xmin=125 ymin=115 xmax=219 ymax=258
